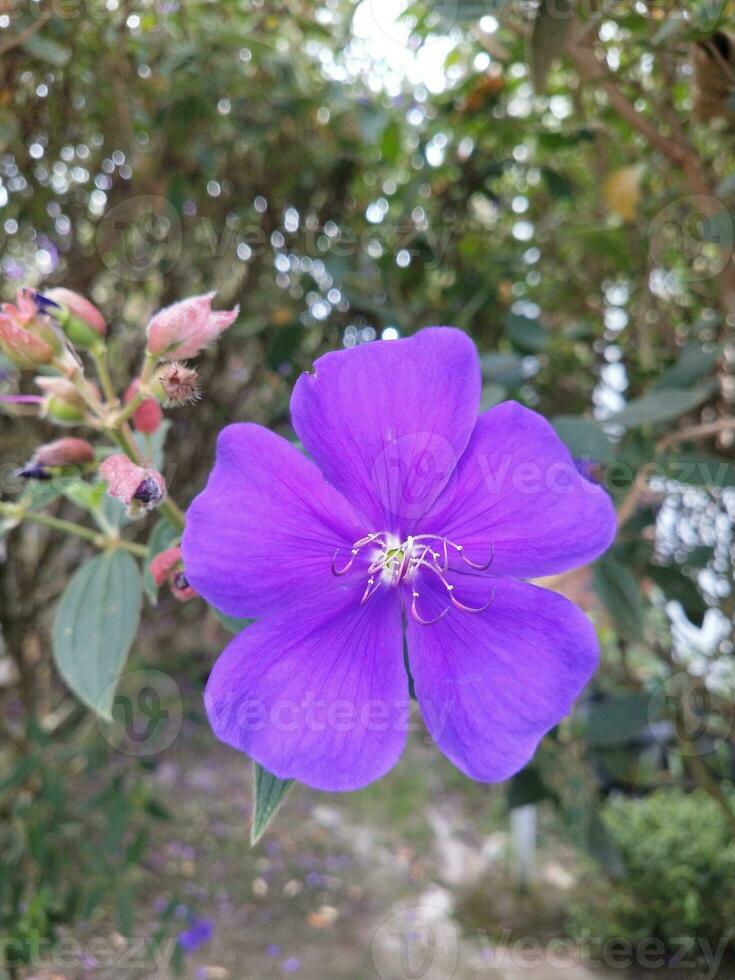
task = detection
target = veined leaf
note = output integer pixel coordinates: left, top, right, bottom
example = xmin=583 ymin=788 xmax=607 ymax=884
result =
xmin=52 ymin=551 xmax=142 ymax=720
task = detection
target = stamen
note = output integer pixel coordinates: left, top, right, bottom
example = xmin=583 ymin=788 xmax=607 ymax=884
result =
xmin=410 ymin=590 xmax=449 ymax=626
xmin=333 ymin=531 xmax=496 ymax=622
xmin=459 ymin=541 xmax=495 ymax=571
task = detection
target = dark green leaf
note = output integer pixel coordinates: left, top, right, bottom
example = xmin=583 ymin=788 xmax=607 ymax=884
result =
xmin=552 ymin=416 xmax=615 ymax=464
xmin=649 ymin=565 xmax=708 ymax=627
xmin=22 ymin=33 xmax=71 ymax=66
xmin=659 ymin=455 xmax=735 ymax=489
xmin=607 ymin=384 xmax=717 ymax=428
xmin=593 ymin=558 xmax=644 ymax=641
xmin=52 ymin=551 xmax=142 ymax=720
xmin=504 ymin=311 xmax=549 ymax=353
xmin=541 ymin=166 xmax=574 ymax=199
xmin=215 ymin=609 xmax=253 ymax=633
xmin=479 ymin=351 xmax=526 ymax=386
xmin=584 ymin=694 xmax=652 ymax=747
xmin=507 ymin=767 xmax=557 ymax=809
xmin=654 ymin=345 xmax=718 ymax=389
xmin=251 ymin=763 xmax=293 ymax=845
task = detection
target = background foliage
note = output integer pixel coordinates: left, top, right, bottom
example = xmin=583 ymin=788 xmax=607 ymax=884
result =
xmin=1 ymin=0 xmax=734 ymax=975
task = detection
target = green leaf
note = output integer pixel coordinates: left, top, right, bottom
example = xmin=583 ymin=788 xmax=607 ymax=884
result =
xmin=659 ymin=455 xmax=735 ymax=489
xmin=552 ymin=416 xmax=615 ymax=464
xmin=214 ymin=608 xmax=253 ymax=633
xmin=583 ymin=694 xmax=653 ymax=747
xmin=649 ymin=565 xmax=708 ymax=627
xmin=654 ymin=345 xmax=718 ymax=389
xmin=507 ymin=766 xmax=557 ymax=809
xmin=251 ymin=763 xmax=293 ymax=845
xmin=504 ymin=311 xmax=549 ymax=353
xmin=60 ymin=478 xmax=106 ymax=515
xmin=529 ymin=0 xmax=575 ymax=92
xmin=22 ymin=33 xmax=71 ymax=66
xmin=143 ymin=519 xmax=180 ymax=603
xmin=479 ymin=351 xmax=526 ymax=387
xmin=593 ymin=558 xmax=644 ymax=641
xmin=541 ymin=165 xmax=574 ymax=199
xmin=52 ymin=551 xmax=142 ymax=720
xmin=607 ymin=383 xmax=717 ymax=428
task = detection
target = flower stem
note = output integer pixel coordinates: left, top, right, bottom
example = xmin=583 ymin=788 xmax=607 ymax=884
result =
xmin=0 ymin=502 xmax=148 ymax=556
xmin=90 ymin=342 xmax=118 ymax=405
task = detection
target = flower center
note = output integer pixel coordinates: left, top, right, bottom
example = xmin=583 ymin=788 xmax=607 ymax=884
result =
xmin=331 ymin=532 xmax=495 ymax=626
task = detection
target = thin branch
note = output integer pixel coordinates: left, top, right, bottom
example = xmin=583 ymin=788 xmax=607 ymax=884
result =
xmin=0 ymin=11 xmax=52 ymax=57
xmin=658 ymin=417 xmax=735 ymax=451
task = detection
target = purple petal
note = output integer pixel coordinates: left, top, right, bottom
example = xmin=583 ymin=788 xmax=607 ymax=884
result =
xmin=182 ymin=424 xmax=365 ymax=618
xmin=406 ymin=574 xmax=599 ymax=782
xmin=416 ymin=401 xmax=617 ymax=578
xmin=204 ymin=587 xmax=407 ymax=791
xmin=290 ymin=328 xmax=480 ymax=529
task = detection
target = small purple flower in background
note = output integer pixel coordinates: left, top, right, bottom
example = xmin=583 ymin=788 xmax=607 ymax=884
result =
xmin=177 ymin=916 xmax=214 ymax=954
xmin=183 ymin=328 xmax=617 ymax=791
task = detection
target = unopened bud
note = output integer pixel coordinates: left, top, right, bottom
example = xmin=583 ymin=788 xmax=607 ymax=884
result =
xmin=124 ymin=378 xmax=163 ymax=434
xmin=35 ymin=376 xmax=89 ymax=425
xmin=99 ymin=454 xmax=166 ymax=515
xmin=0 ymin=315 xmax=55 ymax=369
xmin=39 ymin=288 xmax=106 ymax=348
xmin=156 ymin=362 xmax=201 ymax=406
xmin=35 ymin=437 xmax=95 ymax=468
xmin=150 ymin=545 xmax=197 ymax=602
xmin=0 ymin=289 xmax=63 ymax=367
xmin=146 ymin=292 xmax=239 ymax=360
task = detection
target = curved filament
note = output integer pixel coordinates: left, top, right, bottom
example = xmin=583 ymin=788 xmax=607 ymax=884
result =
xmin=410 ymin=590 xmax=449 ymax=626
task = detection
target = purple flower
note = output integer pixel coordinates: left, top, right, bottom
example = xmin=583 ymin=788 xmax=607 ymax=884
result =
xmin=183 ymin=328 xmax=616 ymax=791
xmin=177 ymin=917 xmax=214 ymax=954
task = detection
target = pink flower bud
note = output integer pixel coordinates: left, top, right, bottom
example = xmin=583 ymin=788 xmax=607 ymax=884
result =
xmin=146 ymin=292 xmax=239 ymax=360
xmin=35 ymin=437 xmax=95 ymax=468
xmin=150 ymin=544 xmax=197 ymax=602
xmin=0 ymin=316 xmax=55 ymax=368
xmin=40 ymin=287 xmax=107 ymax=346
xmin=99 ymin=454 xmax=166 ymax=513
xmin=0 ymin=289 xmax=63 ymax=366
xmin=124 ymin=378 xmax=163 ymax=434
xmin=156 ymin=362 xmax=201 ymax=406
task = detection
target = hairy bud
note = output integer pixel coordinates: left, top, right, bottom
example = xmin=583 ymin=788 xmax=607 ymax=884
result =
xmin=99 ymin=454 xmax=166 ymax=515
xmin=156 ymin=362 xmax=201 ymax=406
xmin=146 ymin=292 xmax=239 ymax=360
